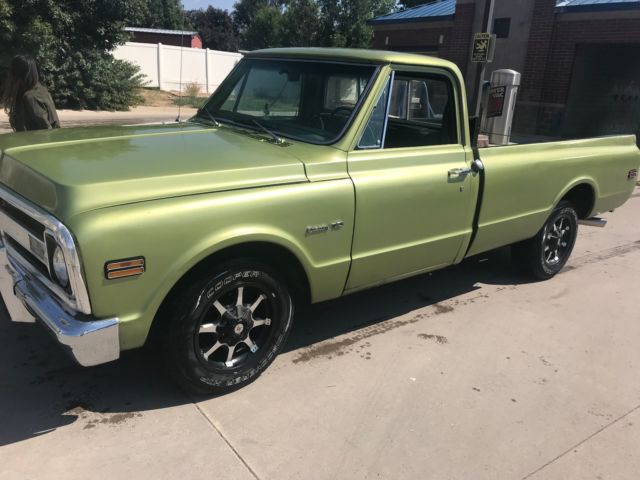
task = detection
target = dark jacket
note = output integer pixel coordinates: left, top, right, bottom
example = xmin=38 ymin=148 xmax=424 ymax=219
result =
xmin=10 ymin=83 xmax=60 ymax=132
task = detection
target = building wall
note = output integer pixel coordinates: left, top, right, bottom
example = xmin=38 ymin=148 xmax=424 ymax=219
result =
xmin=371 ymin=4 xmax=475 ymax=79
xmin=516 ymin=3 xmax=640 ymax=135
xmin=372 ymin=0 xmax=640 ymax=138
xmin=489 ymin=0 xmax=535 ymax=75
xmin=439 ymin=1 xmax=476 ymax=78
xmin=372 ymin=21 xmax=451 ymax=54
xmin=129 ymin=32 xmax=203 ymax=49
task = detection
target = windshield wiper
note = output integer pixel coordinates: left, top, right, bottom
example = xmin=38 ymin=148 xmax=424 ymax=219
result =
xmin=252 ymin=119 xmax=285 ymax=145
xmin=198 ymin=105 xmax=222 ymax=127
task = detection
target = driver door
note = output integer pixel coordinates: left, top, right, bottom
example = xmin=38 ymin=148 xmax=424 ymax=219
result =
xmin=345 ymin=67 xmax=478 ymax=290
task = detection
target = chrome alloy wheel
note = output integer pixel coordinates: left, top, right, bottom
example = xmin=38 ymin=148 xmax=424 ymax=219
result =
xmin=542 ymin=214 xmax=573 ymax=266
xmin=196 ymin=285 xmax=274 ymax=369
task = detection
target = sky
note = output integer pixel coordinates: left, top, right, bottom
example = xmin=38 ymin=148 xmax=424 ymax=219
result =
xmin=182 ymin=0 xmax=236 ymax=11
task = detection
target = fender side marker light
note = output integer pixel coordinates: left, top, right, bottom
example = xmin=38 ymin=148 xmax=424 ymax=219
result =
xmin=105 ymin=257 xmax=145 ymax=280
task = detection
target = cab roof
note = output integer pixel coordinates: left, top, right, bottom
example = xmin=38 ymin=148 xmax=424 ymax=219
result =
xmin=245 ymin=48 xmax=460 ymax=72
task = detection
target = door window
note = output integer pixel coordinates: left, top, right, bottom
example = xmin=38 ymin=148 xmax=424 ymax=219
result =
xmin=357 ymin=75 xmax=392 ymax=149
xmin=360 ymin=72 xmax=458 ymax=149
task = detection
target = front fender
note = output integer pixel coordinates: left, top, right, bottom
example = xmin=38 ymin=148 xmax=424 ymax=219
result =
xmin=67 ymin=180 xmax=355 ymax=350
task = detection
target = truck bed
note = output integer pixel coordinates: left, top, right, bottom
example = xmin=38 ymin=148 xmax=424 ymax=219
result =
xmin=468 ymin=134 xmax=640 ymax=256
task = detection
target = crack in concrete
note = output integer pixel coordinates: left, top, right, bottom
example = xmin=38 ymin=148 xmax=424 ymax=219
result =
xmin=521 ymin=402 xmax=640 ymax=480
xmin=190 ymin=398 xmax=261 ymax=480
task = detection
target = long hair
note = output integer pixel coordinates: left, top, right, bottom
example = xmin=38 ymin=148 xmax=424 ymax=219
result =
xmin=2 ymin=55 xmax=40 ymax=120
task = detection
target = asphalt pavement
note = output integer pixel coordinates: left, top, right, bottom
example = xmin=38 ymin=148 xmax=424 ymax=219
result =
xmin=1 ymin=189 xmax=639 ymax=480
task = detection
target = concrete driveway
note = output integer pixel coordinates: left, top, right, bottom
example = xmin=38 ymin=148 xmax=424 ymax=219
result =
xmin=1 ymin=190 xmax=639 ymax=480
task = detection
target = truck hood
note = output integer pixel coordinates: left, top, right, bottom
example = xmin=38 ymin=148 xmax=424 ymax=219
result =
xmin=0 ymin=122 xmax=308 ymax=219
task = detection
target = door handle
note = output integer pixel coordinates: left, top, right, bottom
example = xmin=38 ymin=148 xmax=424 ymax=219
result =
xmin=448 ymin=167 xmax=472 ymax=178
xmin=448 ymin=159 xmax=484 ymax=179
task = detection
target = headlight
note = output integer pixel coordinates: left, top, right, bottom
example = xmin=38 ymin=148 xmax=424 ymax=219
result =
xmin=52 ymin=246 xmax=69 ymax=288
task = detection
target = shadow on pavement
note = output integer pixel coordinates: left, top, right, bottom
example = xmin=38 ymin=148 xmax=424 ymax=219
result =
xmin=0 ymin=246 xmax=532 ymax=447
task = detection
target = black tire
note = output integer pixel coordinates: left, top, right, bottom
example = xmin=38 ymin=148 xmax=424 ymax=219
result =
xmin=161 ymin=260 xmax=294 ymax=395
xmin=512 ymin=201 xmax=578 ymax=280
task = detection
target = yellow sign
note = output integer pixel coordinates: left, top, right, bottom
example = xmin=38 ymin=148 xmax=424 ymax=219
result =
xmin=472 ymin=32 xmax=492 ymax=63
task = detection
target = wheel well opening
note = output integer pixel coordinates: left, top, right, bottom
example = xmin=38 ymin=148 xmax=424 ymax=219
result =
xmin=561 ymin=184 xmax=595 ymax=219
xmin=148 ymin=242 xmax=311 ymax=345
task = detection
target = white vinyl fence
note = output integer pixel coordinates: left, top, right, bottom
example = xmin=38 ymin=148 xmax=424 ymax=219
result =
xmin=113 ymin=42 xmax=242 ymax=94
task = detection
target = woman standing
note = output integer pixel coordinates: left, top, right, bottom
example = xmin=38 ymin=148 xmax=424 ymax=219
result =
xmin=2 ymin=55 xmax=60 ymax=132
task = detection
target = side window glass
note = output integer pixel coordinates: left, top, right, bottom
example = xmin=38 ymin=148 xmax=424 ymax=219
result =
xmin=407 ymin=79 xmax=449 ymax=123
xmin=384 ymin=73 xmax=458 ymax=149
xmin=388 ymin=79 xmax=408 ymax=119
xmin=357 ymin=76 xmax=392 ymax=149
xmin=324 ymin=75 xmax=358 ymax=110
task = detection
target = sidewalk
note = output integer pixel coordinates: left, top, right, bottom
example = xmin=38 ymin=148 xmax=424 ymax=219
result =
xmin=0 ymin=106 xmax=198 ymax=134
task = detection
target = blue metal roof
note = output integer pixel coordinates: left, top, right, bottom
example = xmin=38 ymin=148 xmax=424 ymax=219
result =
xmin=556 ymin=0 xmax=640 ymax=12
xmin=370 ymin=0 xmax=640 ymax=25
xmin=369 ymin=0 xmax=456 ymax=25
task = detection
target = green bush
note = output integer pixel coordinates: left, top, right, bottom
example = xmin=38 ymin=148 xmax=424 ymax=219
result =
xmin=175 ymin=81 xmax=208 ymax=108
xmin=48 ymin=52 xmax=146 ymax=111
xmin=0 ymin=0 xmax=150 ymax=111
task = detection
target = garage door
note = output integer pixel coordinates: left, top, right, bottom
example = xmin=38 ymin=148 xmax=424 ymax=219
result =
xmin=563 ymin=44 xmax=640 ymax=139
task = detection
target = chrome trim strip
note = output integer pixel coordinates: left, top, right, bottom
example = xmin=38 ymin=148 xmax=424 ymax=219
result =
xmin=2 ymin=246 xmax=119 ymax=366
xmin=0 ymin=249 xmax=35 ymax=323
xmin=0 ymin=209 xmax=47 ymax=263
xmin=380 ymin=70 xmax=395 ymax=150
xmin=0 ymin=184 xmax=92 ymax=315
xmin=356 ymin=72 xmax=394 ymax=150
xmin=5 ymin=241 xmax=79 ymax=313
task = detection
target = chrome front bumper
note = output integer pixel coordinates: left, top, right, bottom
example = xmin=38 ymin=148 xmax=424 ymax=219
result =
xmin=0 ymin=246 xmax=120 ymax=366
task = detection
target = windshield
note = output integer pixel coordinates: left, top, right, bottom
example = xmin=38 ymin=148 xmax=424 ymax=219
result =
xmin=198 ymin=59 xmax=378 ymax=144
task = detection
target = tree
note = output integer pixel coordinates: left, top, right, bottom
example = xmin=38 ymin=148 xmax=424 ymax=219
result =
xmin=280 ymin=0 xmax=320 ymax=47
xmin=336 ymin=0 xmax=396 ymax=48
xmin=138 ymin=0 xmax=187 ymax=30
xmin=0 ymin=0 xmax=146 ymax=110
xmin=398 ymin=0 xmax=426 ymax=8
xmin=242 ymin=4 xmax=284 ymax=50
xmin=186 ymin=7 xmax=239 ymax=52
xmin=232 ymin=0 xmax=395 ymax=50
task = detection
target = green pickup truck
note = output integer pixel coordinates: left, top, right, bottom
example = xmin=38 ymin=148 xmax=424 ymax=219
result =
xmin=1 ymin=48 xmax=638 ymax=393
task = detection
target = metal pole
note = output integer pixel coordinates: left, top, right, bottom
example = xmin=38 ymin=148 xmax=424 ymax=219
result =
xmin=471 ymin=0 xmax=496 ymax=117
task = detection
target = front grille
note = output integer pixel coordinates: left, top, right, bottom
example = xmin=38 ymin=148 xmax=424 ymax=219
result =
xmin=5 ymin=234 xmax=51 ymax=279
xmin=0 ymin=198 xmax=45 ymax=238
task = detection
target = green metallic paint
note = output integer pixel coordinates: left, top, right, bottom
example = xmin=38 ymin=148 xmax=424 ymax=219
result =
xmin=346 ymin=144 xmax=478 ymax=290
xmin=467 ymin=135 xmax=639 ymax=256
xmin=0 ymin=122 xmax=308 ymax=218
xmin=68 ymin=179 xmax=355 ymax=349
xmin=0 ymin=49 xmax=638 ymax=353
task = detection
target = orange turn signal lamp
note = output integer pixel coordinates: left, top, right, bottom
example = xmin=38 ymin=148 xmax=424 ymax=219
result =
xmin=105 ymin=257 xmax=145 ymax=280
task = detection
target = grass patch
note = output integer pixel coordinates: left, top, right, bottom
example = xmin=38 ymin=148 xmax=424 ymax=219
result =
xmin=174 ymin=82 xmax=209 ymax=108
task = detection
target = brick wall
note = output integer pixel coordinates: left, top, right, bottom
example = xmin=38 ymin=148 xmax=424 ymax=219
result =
xmin=129 ymin=32 xmax=203 ymax=49
xmin=191 ymin=35 xmax=203 ymax=49
xmin=516 ymin=2 xmax=640 ymax=136
xmin=543 ymin=17 xmax=640 ymax=105
xmin=513 ymin=0 xmax=557 ymax=134
xmin=439 ymin=3 xmax=475 ymax=77
xmin=372 ymin=24 xmax=449 ymax=51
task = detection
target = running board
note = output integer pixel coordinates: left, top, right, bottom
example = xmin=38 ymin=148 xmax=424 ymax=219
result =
xmin=579 ymin=217 xmax=607 ymax=228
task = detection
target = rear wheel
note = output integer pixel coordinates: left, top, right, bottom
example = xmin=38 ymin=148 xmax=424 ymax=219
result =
xmin=512 ymin=201 xmax=578 ymax=280
xmin=161 ymin=260 xmax=293 ymax=395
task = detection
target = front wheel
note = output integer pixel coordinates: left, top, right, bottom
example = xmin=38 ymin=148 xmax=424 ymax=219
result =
xmin=161 ymin=261 xmax=293 ymax=395
xmin=512 ymin=201 xmax=579 ymax=280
